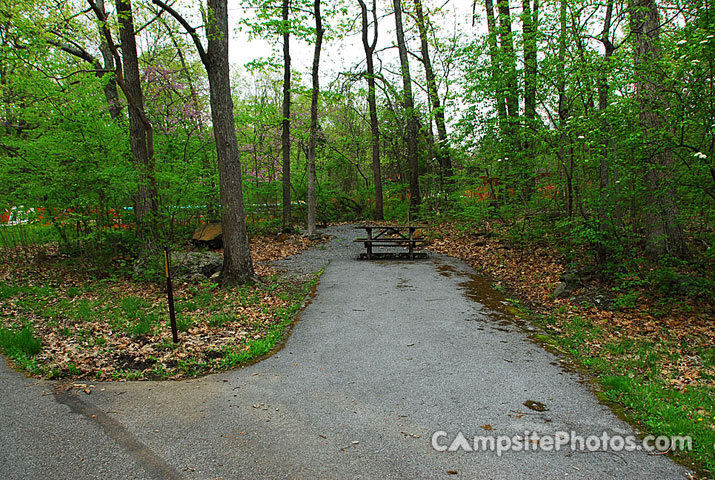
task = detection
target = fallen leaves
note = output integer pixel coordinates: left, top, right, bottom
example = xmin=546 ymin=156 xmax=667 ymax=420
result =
xmin=0 ymin=234 xmax=318 ymax=380
xmin=428 ymin=220 xmax=715 ymax=392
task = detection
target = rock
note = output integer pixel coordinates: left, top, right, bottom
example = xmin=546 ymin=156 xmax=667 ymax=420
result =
xmin=553 ymin=282 xmax=570 ymax=298
xmin=172 ymin=251 xmax=223 ymax=280
xmin=192 ymin=223 xmax=223 ymax=249
xmin=561 ymin=272 xmax=579 ymax=286
xmin=577 ymin=266 xmax=597 ymax=281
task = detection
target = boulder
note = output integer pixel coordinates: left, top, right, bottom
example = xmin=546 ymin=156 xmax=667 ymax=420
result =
xmin=192 ymin=223 xmax=223 ymax=249
xmin=172 ymin=251 xmax=223 ymax=280
xmin=553 ymin=282 xmax=571 ymax=299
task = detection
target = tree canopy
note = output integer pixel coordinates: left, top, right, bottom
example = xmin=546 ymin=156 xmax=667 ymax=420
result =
xmin=1 ymin=0 xmax=713 ymax=280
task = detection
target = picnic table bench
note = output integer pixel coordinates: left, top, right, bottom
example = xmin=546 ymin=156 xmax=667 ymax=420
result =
xmin=353 ymin=224 xmax=427 ymax=260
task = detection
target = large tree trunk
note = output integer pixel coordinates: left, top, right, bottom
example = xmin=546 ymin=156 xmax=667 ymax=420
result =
xmin=484 ymin=0 xmax=508 ymax=135
xmin=556 ymin=0 xmax=572 ymax=216
xmin=358 ymin=0 xmax=384 ymax=220
xmin=597 ymin=0 xmax=615 ymax=266
xmin=205 ymin=0 xmax=254 ymax=284
xmin=521 ymin=0 xmax=538 ymax=124
xmin=496 ymin=0 xmax=519 ymax=133
xmin=392 ymin=0 xmax=421 ymax=217
xmin=95 ymin=0 xmax=121 ymax=120
xmin=116 ymin=0 xmax=159 ymax=246
xmin=306 ymin=0 xmax=323 ymax=237
xmin=630 ymin=0 xmax=687 ymax=257
xmin=150 ymin=0 xmax=255 ymax=284
xmin=413 ymin=0 xmax=452 ymax=179
xmin=281 ymin=0 xmax=292 ymax=232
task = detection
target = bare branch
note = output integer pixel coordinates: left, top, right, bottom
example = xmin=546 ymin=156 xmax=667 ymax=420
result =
xmin=150 ymin=0 xmax=208 ymax=66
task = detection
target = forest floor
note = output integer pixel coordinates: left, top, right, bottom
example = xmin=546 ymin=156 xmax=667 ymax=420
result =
xmin=0 ymin=233 xmax=324 ymax=381
xmin=428 ymin=220 xmax=715 ymax=476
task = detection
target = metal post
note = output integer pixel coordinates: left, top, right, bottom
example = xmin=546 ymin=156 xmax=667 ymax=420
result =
xmin=409 ymin=227 xmax=414 ymax=260
xmin=164 ymin=246 xmax=179 ymax=343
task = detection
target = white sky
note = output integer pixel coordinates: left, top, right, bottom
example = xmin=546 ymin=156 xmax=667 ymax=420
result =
xmin=226 ymin=1 xmax=479 ymax=85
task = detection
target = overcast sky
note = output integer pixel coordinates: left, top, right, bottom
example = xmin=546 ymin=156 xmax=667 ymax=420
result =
xmin=226 ymin=1 xmax=479 ymax=83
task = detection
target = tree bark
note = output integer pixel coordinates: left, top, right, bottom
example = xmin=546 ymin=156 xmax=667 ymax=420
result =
xmin=522 ymin=0 xmax=537 ymax=124
xmin=358 ymin=0 xmax=384 ymax=220
xmin=281 ymin=0 xmax=292 ymax=232
xmin=392 ymin=0 xmax=421 ymax=216
xmin=95 ymin=0 xmax=121 ymax=120
xmin=150 ymin=0 xmax=255 ymax=284
xmin=496 ymin=0 xmax=523 ymax=197
xmin=116 ymin=0 xmax=159 ymax=246
xmin=521 ymin=0 xmax=538 ymax=198
xmin=597 ymin=0 xmax=615 ymax=266
xmin=484 ymin=0 xmax=508 ymax=134
xmin=413 ymin=0 xmax=452 ymax=178
xmin=307 ymin=0 xmax=323 ymax=238
xmin=630 ymin=0 xmax=687 ymax=257
xmin=204 ymin=0 xmax=255 ymax=284
xmin=496 ymin=0 xmax=519 ymax=130
xmin=556 ymin=0 xmax=571 ymax=216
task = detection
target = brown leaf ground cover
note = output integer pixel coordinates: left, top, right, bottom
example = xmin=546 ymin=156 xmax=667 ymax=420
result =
xmin=0 ymin=234 xmax=320 ymax=381
xmin=427 ymin=220 xmax=715 ymax=476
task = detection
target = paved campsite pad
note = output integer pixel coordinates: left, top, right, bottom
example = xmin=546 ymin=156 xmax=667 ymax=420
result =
xmin=0 ymin=225 xmax=689 ymax=479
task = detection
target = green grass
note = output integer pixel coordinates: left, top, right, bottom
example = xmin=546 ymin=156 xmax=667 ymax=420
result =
xmin=532 ymin=313 xmax=715 ymax=476
xmin=0 ymin=224 xmax=60 ymax=247
xmin=0 ymin=259 xmax=321 ymax=382
xmin=208 ymin=312 xmax=234 ymax=328
xmin=0 ymin=325 xmax=43 ymax=374
xmin=0 ymin=325 xmax=42 ymax=356
xmin=220 ymin=276 xmax=319 ymax=369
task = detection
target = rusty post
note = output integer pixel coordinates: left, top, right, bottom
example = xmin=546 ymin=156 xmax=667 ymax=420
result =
xmin=164 ymin=246 xmax=179 ymax=343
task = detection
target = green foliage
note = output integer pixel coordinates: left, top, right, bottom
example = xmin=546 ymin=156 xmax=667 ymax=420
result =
xmin=613 ymin=291 xmax=641 ymax=311
xmin=0 ymin=325 xmax=42 ymax=358
xmin=208 ymin=312 xmax=234 ymax=328
xmin=534 ymin=312 xmax=715 ymax=475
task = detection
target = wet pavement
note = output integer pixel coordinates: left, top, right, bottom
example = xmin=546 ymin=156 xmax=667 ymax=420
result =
xmin=0 ymin=225 xmax=690 ymax=479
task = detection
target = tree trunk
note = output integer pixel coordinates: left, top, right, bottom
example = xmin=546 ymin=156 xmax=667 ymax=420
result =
xmin=496 ymin=0 xmax=519 ymax=131
xmin=630 ymin=0 xmax=687 ymax=257
xmin=556 ymin=0 xmax=571 ymax=217
xmin=496 ymin=0 xmax=522 ymax=197
xmin=596 ymin=0 xmax=615 ymax=266
xmin=521 ymin=0 xmax=538 ymax=198
xmin=205 ymin=0 xmax=254 ymax=284
xmin=150 ymin=0 xmax=255 ymax=284
xmin=116 ymin=0 xmax=159 ymax=246
xmin=281 ymin=0 xmax=292 ymax=232
xmin=95 ymin=0 xmax=121 ymax=120
xmin=307 ymin=0 xmax=323 ymax=238
xmin=392 ymin=0 xmax=421 ymax=216
xmin=485 ymin=0 xmax=508 ymax=134
xmin=358 ymin=0 xmax=384 ymax=220
xmin=522 ymin=0 xmax=537 ymax=124
xmin=414 ymin=0 xmax=452 ymax=179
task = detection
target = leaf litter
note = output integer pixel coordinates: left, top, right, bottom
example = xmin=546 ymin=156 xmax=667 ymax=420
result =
xmin=0 ymin=234 xmax=322 ymax=380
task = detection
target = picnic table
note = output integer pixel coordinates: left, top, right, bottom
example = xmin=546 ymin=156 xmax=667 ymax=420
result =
xmin=353 ymin=224 xmax=427 ymax=260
